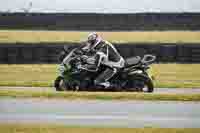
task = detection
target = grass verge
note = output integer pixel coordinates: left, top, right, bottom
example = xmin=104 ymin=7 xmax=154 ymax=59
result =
xmin=0 ymin=64 xmax=200 ymax=88
xmin=0 ymin=89 xmax=200 ymax=101
xmin=149 ymin=64 xmax=200 ymax=88
xmin=0 ymin=123 xmax=199 ymax=133
xmin=0 ymin=30 xmax=200 ymax=43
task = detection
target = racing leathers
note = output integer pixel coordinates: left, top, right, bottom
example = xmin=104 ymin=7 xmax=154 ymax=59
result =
xmin=78 ymin=40 xmax=125 ymax=88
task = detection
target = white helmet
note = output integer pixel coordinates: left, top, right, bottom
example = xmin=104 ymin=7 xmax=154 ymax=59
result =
xmin=87 ymin=32 xmax=99 ymax=44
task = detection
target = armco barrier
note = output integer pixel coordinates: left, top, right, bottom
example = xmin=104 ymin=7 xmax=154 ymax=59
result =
xmin=7 ymin=47 xmax=19 ymax=64
xmin=0 ymin=13 xmax=199 ymax=30
xmin=160 ymin=45 xmax=177 ymax=62
xmin=21 ymin=47 xmax=33 ymax=63
xmin=0 ymin=48 xmax=7 ymax=63
xmin=0 ymin=43 xmax=200 ymax=64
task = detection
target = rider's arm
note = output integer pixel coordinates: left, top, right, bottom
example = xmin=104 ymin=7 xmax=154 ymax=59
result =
xmin=95 ymin=52 xmax=105 ymax=68
xmin=74 ymin=42 xmax=90 ymax=55
xmin=79 ymin=42 xmax=91 ymax=51
xmin=80 ymin=51 xmax=107 ymax=72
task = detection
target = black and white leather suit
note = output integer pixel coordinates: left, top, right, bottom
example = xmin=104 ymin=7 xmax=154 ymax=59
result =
xmin=78 ymin=39 xmax=125 ymax=88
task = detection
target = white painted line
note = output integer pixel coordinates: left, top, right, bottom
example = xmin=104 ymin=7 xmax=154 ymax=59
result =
xmin=0 ymin=114 xmax=200 ymax=121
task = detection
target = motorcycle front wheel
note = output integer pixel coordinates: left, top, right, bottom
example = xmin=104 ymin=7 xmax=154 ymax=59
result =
xmin=54 ymin=76 xmax=70 ymax=91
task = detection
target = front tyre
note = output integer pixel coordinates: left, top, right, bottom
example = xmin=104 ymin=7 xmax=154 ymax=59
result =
xmin=54 ymin=76 xmax=67 ymax=91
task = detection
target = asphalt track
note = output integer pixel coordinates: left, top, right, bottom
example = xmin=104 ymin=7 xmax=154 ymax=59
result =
xmin=1 ymin=86 xmax=200 ymax=94
xmin=0 ymin=87 xmax=200 ymax=128
xmin=0 ymin=98 xmax=200 ymax=128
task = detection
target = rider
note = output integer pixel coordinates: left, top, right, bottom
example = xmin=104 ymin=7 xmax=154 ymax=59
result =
xmin=78 ymin=32 xmax=125 ymax=88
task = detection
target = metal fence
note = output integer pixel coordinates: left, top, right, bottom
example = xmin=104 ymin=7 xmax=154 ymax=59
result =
xmin=0 ymin=43 xmax=200 ymax=64
xmin=0 ymin=13 xmax=200 ymax=30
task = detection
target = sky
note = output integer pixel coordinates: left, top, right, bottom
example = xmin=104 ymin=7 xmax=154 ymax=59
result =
xmin=1 ymin=0 xmax=200 ymax=13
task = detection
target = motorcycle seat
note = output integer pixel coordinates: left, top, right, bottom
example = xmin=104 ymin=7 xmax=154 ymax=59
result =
xmin=125 ymin=56 xmax=141 ymax=67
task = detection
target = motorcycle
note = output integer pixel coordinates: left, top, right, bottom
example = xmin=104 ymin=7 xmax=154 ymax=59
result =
xmin=54 ymin=45 xmax=156 ymax=92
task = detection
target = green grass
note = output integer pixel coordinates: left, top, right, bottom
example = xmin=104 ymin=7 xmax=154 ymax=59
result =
xmin=0 ymin=30 xmax=200 ymax=43
xmin=0 ymin=123 xmax=199 ymax=133
xmin=150 ymin=64 xmax=200 ymax=88
xmin=1 ymin=89 xmax=200 ymax=101
xmin=0 ymin=64 xmax=56 ymax=87
xmin=0 ymin=64 xmax=200 ymax=88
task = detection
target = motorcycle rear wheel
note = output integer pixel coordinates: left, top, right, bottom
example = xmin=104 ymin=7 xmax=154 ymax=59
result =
xmin=127 ymin=74 xmax=154 ymax=93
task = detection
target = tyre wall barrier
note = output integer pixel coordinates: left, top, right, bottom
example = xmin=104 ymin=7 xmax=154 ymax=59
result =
xmin=0 ymin=43 xmax=200 ymax=64
xmin=0 ymin=13 xmax=200 ymax=30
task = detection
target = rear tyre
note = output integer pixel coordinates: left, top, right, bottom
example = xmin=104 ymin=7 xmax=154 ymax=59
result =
xmin=127 ymin=74 xmax=154 ymax=93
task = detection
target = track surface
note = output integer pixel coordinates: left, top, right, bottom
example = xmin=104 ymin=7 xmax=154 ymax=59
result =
xmin=0 ymin=98 xmax=200 ymax=128
xmin=1 ymin=87 xmax=200 ymax=128
xmin=1 ymin=86 xmax=200 ymax=94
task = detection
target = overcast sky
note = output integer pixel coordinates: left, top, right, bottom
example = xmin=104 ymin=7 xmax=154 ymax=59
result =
xmin=1 ymin=0 xmax=200 ymax=13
